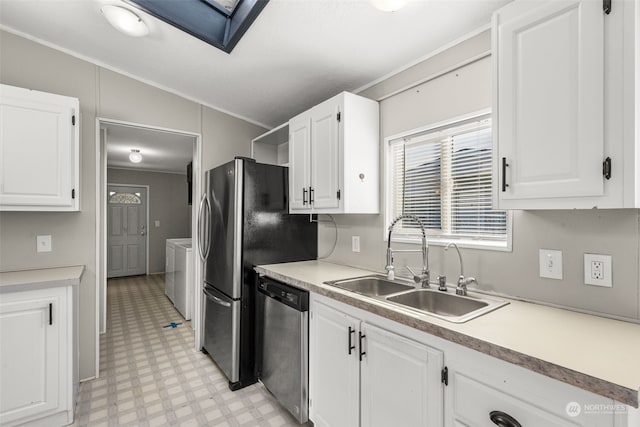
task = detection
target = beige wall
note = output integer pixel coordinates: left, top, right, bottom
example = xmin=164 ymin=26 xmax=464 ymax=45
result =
xmin=320 ymin=31 xmax=640 ymax=322
xmin=107 ymin=168 xmax=192 ymax=274
xmin=0 ymin=30 xmax=265 ymax=380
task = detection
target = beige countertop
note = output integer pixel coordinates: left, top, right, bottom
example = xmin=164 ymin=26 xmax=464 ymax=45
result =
xmin=255 ymin=260 xmax=640 ymax=408
xmin=0 ymin=265 xmax=84 ymax=293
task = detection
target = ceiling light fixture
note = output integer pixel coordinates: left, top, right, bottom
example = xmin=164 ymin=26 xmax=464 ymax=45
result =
xmin=101 ymin=5 xmax=149 ymax=37
xmin=129 ymin=149 xmax=143 ymax=163
xmin=371 ymin=0 xmax=408 ymax=12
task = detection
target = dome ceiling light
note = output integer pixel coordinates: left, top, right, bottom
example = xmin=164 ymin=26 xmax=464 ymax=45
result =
xmin=101 ymin=5 xmax=150 ymax=37
xmin=371 ymin=0 xmax=408 ymax=12
xmin=129 ymin=149 xmax=143 ymax=163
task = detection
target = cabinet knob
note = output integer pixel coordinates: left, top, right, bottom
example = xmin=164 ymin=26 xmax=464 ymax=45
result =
xmin=489 ymin=411 xmax=522 ymax=427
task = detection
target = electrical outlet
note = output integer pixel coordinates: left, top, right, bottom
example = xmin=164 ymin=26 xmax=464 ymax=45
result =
xmin=539 ymin=249 xmax=562 ymax=280
xmin=584 ymin=254 xmax=612 ymax=287
xmin=36 ymin=235 xmax=52 ymax=253
xmin=351 ymin=236 xmax=360 ymax=253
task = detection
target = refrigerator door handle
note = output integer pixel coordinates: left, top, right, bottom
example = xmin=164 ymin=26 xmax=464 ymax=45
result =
xmin=204 ymin=288 xmax=232 ymax=307
xmin=197 ymin=193 xmax=207 ymax=261
xmin=197 ymin=193 xmax=212 ymax=262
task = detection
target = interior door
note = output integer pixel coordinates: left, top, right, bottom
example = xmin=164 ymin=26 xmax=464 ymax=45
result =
xmin=107 ymin=185 xmax=147 ymax=278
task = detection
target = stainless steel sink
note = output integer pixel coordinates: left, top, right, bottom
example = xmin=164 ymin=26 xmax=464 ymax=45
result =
xmin=386 ymin=289 xmax=508 ymax=323
xmin=325 ymin=275 xmax=508 ymax=323
xmin=324 ymin=275 xmax=414 ymax=297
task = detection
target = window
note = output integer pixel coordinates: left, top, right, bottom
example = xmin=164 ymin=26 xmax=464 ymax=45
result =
xmin=130 ymin=0 xmax=268 ymax=53
xmin=386 ymin=112 xmax=511 ymax=250
xmin=109 ymin=192 xmax=142 ymax=204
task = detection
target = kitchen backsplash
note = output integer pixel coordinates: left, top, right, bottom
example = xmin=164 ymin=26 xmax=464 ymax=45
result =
xmin=318 ymin=209 xmax=640 ymax=322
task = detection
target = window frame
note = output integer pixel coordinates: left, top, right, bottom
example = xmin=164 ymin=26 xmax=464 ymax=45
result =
xmin=383 ymin=109 xmax=512 ymax=252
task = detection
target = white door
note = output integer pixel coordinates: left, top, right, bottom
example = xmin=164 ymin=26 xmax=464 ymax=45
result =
xmin=495 ymin=0 xmax=604 ymax=203
xmin=309 ymin=301 xmax=359 ymax=427
xmin=107 ymin=185 xmax=147 ymax=278
xmin=0 ymin=84 xmax=78 ymax=210
xmin=0 ymin=291 xmax=62 ymax=424
xmin=310 ymin=100 xmax=340 ymax=210
xmin=360 ymin=322 xmax=444 ymax=427
xmin=289 ymin=114 xmax=311 ymax=211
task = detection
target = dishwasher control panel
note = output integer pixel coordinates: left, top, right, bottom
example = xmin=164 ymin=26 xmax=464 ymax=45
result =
xmin=258 ymin=277 xmax=309 ymax=311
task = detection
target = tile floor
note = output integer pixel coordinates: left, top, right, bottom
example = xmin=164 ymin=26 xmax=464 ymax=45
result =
xmin=74 ymin=274 xmax=307 ymax=426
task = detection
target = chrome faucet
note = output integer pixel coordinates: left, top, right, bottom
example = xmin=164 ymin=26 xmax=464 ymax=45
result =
xmin=445 ymin=242 xmax=477 ymax=296
xmin=385 ymin=215 xmax=430 ymax=288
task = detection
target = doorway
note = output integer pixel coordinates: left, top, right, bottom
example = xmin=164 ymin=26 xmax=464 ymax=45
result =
xmin=106 ymin=184 xmax=149 ymax=278
xmin=95 ymin=118 xmax=203 ymax=379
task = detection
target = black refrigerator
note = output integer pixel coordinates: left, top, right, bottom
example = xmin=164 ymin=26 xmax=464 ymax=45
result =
xmin=199 ymin=157 xmax=317 ymax=390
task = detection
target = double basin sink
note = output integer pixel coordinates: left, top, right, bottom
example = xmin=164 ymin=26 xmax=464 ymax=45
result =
xmin=324 ymin=275 xmax=508 ymax=323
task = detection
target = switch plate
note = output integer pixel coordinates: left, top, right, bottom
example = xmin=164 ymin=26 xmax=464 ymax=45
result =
xmin=584 ymin=254 xmax=612 ymax=287
xmin=539 ymin=249 xmax=562 ymax=280
xmin=352 ymin=236 xmax=360 ymax=253
xmin=154 ymin=220 xmax=160 ymax=227
xmin=37 ymin=235 xmax=52 ymax=253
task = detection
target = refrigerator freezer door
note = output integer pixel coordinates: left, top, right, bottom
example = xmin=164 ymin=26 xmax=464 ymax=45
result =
xmin=205 ymin=160 xmax=243 ymax=299
xmin=203 ymin=285 xmax=240 ymax=382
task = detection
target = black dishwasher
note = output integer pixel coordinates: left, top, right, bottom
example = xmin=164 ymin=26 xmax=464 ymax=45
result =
xmin=256 ymin=276 xmax=309 ymax=424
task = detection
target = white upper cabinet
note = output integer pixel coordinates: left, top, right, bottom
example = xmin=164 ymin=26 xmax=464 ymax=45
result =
xmin=0 ymin=84 xmax=80 ymax=211
xmin=493 ymin=0 xmax=639 ymax=209
xmin=288 ymin=91 xmax=379 ymax=214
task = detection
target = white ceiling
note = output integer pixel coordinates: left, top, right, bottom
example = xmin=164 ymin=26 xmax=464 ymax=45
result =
xmin=104 ymin=123 xmax=195 ymax=174
xmin=0 ymin=0 xmax=510 ymax=130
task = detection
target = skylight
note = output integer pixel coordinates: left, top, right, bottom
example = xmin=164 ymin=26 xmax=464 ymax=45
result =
xmin=128 ymin=0 xmax=268 ymax=53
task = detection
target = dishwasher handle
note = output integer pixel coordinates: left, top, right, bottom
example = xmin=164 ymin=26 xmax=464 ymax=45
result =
xmin=203 ymin=287 xmax=231 ymax=307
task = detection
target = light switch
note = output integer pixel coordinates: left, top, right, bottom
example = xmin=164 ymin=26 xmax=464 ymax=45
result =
xmin=352 ymin=236 xmax=360 ymax=253
xmin=37 ymin=235 xmax=52 ymax=253
xmin=154 ymin=220 xmax=160 ymax=228
xmin=539 ymin=249 xmax=562 ymax=280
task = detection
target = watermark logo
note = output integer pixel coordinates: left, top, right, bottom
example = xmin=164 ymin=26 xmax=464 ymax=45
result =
xmin=566 ymin=401 xmax=582 ymax=417
xmin=565 ymin=401 xmax=627 ymax=417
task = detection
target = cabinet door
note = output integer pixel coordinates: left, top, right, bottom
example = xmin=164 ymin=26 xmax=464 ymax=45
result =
xmin=0 ymin=292 xmax=62 ymax=424
xmin=495 ymin=0 xmax=604 ymax=205
xmin=309 ymin=301 xmax=359 ymax=427
xmin=360 ymin=322 xmax=444 ymax=427
xmin=310 ymin=99 xmax=340 ymax=210
xmin=289 ymin=114 xmax=311 ymax=212
xmin=0 ymin=84 xmax=79 ymax=211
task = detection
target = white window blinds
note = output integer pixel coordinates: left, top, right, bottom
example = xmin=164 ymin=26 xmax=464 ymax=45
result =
xmin=388 ymin=115 xmax=507 ymax=242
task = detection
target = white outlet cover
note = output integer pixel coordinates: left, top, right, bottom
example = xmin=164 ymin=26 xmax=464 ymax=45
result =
xmin=584 ymin=254 xmax=612 ymax=287
xmin=351 ymin=236 xmax=360 ymax=253
xmin=539 ymin=249 xmax=562 ymax=280
xmin=36 ymin=235 xmax=52 ymax=253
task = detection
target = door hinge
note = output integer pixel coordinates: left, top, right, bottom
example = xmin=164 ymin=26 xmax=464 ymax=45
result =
xmin=337 ymin=112 xmax=341 ymax=122
xmin=72 ymin=188 xmax=76 ymax=199
xmin=49 ymin=303 xmax=53 ymax=325
xmin=337 ymin=189 xmax=341 ymax=200
xmin=441 ymin=366 xmax=448 ymax=386
xmin=72 ymin=115 xmax=76 ymax=126
xmin=603 ymin=0 xmax=611 ymax=14
xmin=603 ymin=157 xmax=612 ymax=180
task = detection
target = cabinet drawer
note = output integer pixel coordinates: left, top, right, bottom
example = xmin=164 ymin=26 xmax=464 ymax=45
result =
xmin=451 ymin=371 xmax=615 ymax=427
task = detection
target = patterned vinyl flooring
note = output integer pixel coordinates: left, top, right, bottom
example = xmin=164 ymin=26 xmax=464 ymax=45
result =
xmin=73 ymin=274 xmax=307 ymax=426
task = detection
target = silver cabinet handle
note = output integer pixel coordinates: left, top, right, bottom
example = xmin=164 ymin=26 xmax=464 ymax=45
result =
xmin=204 ymin=288 xmax=231 ymax=307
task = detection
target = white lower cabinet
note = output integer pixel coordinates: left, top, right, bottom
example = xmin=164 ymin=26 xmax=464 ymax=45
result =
xmin=0 ymin=285 xmax=75 ymax=426
xmin=309 ymin=296 xmax=444 ymax=427
xmin=308 ymin=293 xmax=634 ymax=427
